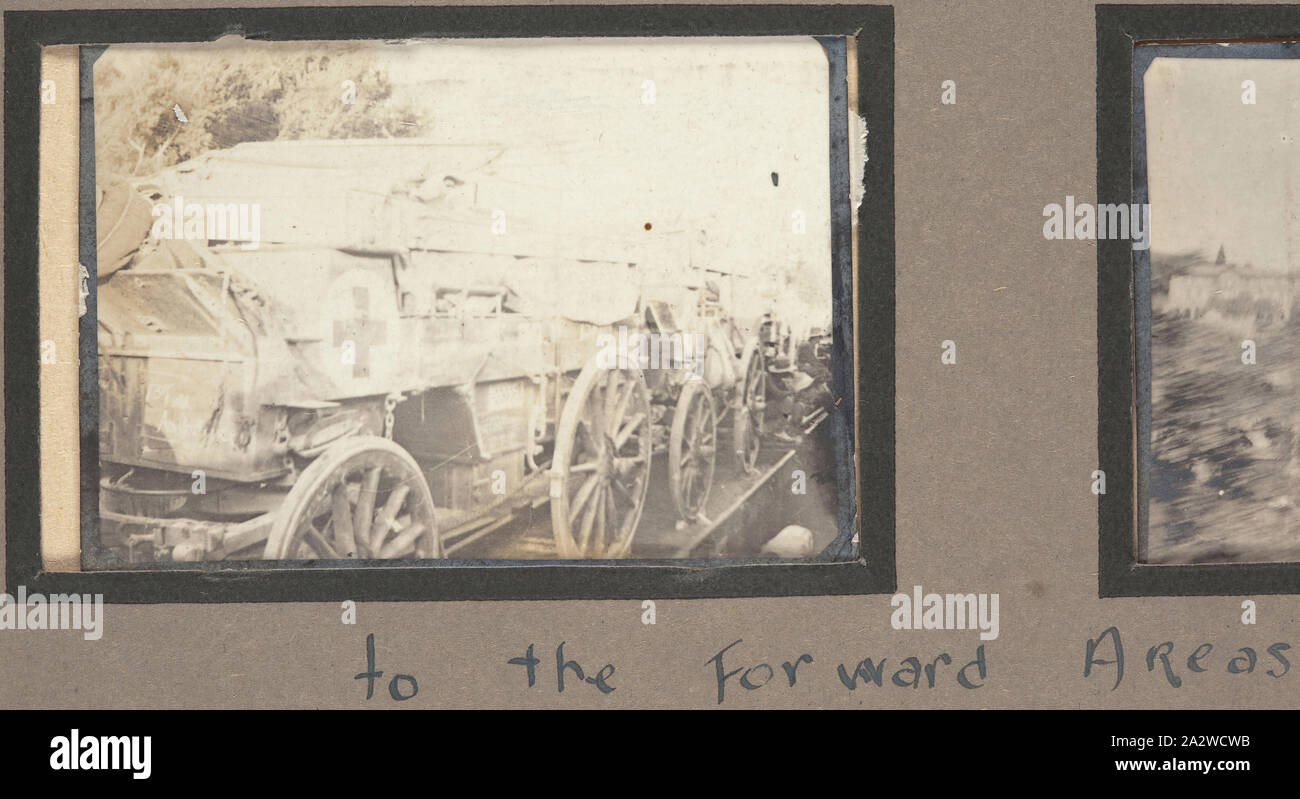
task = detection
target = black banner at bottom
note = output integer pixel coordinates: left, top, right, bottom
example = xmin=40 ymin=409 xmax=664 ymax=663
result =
xmin=1 ymin=709 xmax=1287 ymax=785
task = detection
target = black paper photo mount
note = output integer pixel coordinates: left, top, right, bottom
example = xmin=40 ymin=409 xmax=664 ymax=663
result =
xmin=1098 ymin=4 xmax=1300 ymax=597
xmin=5 ymin=5 xmax=896 ymax=602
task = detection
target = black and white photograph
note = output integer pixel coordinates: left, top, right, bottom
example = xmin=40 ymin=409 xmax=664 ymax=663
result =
xmin=88 ymin=35 xmax=861 ymax=568
xmin=1140 ymin=44 xmax=1300 ymax=565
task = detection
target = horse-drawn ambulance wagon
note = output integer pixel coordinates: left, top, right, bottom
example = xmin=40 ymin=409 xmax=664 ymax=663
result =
xmin=96 ymin=140 xmax=768 ymax=562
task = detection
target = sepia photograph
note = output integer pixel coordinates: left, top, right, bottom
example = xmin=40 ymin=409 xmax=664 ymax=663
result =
xmin=86 ymin=35 xmax=861 ymax=569
xmin=1140 ymin=44 xmax=1300 ymax=565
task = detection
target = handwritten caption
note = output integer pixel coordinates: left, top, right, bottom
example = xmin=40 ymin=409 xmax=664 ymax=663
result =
xmin=351 ymin=633 xmax=989 ymax=704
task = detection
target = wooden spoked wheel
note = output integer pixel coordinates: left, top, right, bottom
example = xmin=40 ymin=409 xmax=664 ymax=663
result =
xmin=733 ymin=348 xmax=767 ymax=475
xmin=265 ymin=435 xmax=440 ymax=560
xmin=669 ymin=379 xmax=717 ymax=522
xmin=550 ymin=361 xmax=652 ymax=558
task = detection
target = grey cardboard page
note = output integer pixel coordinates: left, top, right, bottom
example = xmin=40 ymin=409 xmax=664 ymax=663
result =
xmin=4 ymin=0 xmax=1298 ymax=709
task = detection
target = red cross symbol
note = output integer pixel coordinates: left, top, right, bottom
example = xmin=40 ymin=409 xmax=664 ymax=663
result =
xmin=333 ymin=286 xmax=387 ymax=379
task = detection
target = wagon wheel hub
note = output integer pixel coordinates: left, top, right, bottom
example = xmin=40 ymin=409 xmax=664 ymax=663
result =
xmin=599 ymin=433 xmax=619 ymax=477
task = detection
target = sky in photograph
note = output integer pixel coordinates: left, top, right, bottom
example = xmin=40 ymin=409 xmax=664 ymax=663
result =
xmin=99 ymin=37 xmax=839 ymax=321
xmin=1145 ymin=56 xmax=1300 ymax=271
